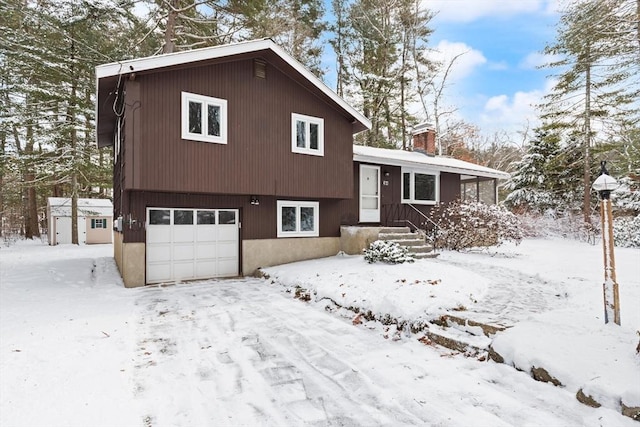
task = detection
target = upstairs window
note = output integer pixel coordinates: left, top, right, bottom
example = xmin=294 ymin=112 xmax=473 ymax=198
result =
xmin=181 ymin=92 xmax=227 ymax=144
xmin=291 ymin=113 xmax=324 ymax=156
xmin=402 ymin=169 xmax=439 ymax=205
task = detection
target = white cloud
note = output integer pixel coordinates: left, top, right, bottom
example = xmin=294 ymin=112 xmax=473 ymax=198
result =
xmin=429 ymin=40 xmax=487 ymax=82
xmin=479 ymin=89 xmax=545 ymax=134
xmin=425 ymin=0 xmax=555 ymax=23
xmin=519 ymin=52 xmax=562 ymax=69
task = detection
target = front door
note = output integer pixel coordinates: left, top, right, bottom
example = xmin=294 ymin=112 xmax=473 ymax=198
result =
xmin=359 ymin=164 xmax=380 ymax=223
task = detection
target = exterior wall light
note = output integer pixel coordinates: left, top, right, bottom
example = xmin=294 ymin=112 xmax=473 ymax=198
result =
xmin=250 ymin=196 xmax=260 ymax=206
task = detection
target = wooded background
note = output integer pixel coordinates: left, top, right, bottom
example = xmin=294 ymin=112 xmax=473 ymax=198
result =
xmin=1 ymin=0 xmax=638 ymax=241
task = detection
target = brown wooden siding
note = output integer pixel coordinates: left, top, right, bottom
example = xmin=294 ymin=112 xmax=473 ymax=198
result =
xmin=122 ymin=56 xmax=353 ymax=200
xmin=121 ymin=190 xmax=348 ymax=243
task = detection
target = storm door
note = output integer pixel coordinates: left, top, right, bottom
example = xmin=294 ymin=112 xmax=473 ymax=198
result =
xmin=359 ymin=164 xmax=380 ymax=223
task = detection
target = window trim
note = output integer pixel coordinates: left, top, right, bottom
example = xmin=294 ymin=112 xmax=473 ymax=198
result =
xmin=401 ymin=168 xmax=440 ymax=205
xmin=277 ymin=200 xmax=319 ymax=238
xmin=291 ymin=113 xmax=324 ymax=156
xmin=181 ymin=92 xmax=227 ymax=144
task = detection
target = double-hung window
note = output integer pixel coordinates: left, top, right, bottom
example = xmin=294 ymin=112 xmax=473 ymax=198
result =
xmin=181 ymin=92 xmax=227 ymax=144
xmin=291 ymin=113 xmax=324 ymax=156
xmin=277 ymin=200 xmax=319 ymax=238
xmin=402 ymin=169 xmax=439 ymax=205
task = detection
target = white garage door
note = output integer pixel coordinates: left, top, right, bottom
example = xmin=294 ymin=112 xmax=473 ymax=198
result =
xmin=146 ymin=208 xmax=239 ymax=284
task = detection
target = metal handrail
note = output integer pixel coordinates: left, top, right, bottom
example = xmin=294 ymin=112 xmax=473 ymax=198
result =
xmin=407 ymin=203 xmax=439 ymax=230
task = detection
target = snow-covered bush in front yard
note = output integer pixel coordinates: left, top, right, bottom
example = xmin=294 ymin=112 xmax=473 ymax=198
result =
xmin=613 ymin=215 xmax=640 ymax=248
xmin=432 ymin=201 xmax=524 ymax=250
xmin=363 ymin=240 xmax=415 ymax=264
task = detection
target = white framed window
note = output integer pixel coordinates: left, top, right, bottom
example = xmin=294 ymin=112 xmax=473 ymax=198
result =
xmin=181 ymin=92 xmax=227 ymax=144
xmin=277 ymin=200 xmax=319 ymax=238
xmin=91 ymin=218 xmax=107 ymax=229
xmin=402 ymin=169 xmax=439 ymax=205
xmin=291 ymin=113 xmax=324 ymax=156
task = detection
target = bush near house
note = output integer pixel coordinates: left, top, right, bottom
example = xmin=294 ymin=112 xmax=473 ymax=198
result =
xmin=364 ymin=240 xmax=415 ymax=264
xmin=432 ymin=201 xmax=524 ymax=250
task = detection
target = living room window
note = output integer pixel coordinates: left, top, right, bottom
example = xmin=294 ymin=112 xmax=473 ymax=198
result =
xmin=291 ymin=113 xmax=324 ymax=156
xmin=181 ymin=92 xmax=227 ymax=144
xmin=277 ymin=200 xmax=319 ymax=237
xmin=402 ymin=169 xmax=439 ymax=205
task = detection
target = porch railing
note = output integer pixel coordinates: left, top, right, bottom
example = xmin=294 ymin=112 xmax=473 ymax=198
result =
xmin=381 ymin=203 xmax=440 ymax=251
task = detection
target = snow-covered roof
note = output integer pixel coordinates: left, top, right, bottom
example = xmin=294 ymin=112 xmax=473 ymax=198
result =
xmin=96 ymin=39 xmax=371 ymax=134
xmin=353 ymin=145 xmax=510 ymax=180
xmin=47 ymin=198 xmax=113 ymax=217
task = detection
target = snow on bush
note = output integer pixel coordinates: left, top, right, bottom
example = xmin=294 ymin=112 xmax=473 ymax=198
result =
xmin=363 ymin=240 xmax=415 ymax=264
xmin=432 ymin=201 xmax=524 ymax=250
xmin=613 ymin=215 xmax=640 ymax=248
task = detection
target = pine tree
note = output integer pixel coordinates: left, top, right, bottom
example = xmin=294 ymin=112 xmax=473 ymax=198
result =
xmin=540 ymin=0 xmax=640 ymax=223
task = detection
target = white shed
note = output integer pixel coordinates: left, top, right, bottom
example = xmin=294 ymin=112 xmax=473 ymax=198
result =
xmin=47 ymin=197 xmax=113 ymax=245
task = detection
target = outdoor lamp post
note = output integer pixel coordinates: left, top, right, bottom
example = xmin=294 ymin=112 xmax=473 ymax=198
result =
xmin=592 ymin=161 xmax=621 ymax=325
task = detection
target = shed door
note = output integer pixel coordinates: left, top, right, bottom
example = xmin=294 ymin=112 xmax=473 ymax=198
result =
xmin=54 ymin=217 xmax=87 ymax=245
xmin=359 ymin=165 xmax=380 ymax=223
xmin=146 ymin=208 xmax=239 ymax=284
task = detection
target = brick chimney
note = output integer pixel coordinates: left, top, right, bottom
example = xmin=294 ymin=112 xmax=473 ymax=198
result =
xmin=412 ymin=122 xmax=436 ymax=156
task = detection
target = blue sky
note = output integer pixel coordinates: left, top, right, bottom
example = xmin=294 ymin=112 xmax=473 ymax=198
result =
xmin=426 ymin=0 xmax=561 ymax=137
xmin=321 ymin=0 xmax=562 ymax=139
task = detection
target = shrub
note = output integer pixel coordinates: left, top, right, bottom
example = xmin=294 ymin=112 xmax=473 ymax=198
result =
xmin=364 ymin=240 xmax=415 ymax=264
xmin=613 ymin=215 xmax=640 ymax=248
xmin=432 ymin=201 xmax=524 ymax=250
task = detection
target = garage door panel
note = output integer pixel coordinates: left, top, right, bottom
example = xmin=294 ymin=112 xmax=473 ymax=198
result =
xmin=196 ymin=261 xmax=216 ymax=277
xmin=217 ymin=259 xmax=237 ymax=276
xmin=218 ymin=225 xmax=237 ymax=240
xmin=147 ymin=244 xmax=171 ymax=262
xmin=147 ymin=226 xmax=171 ymax=244
xmin=173 ymin=262 xmax=195 ymax=281
xmin=147 ymin=264 xmax=171 ymax=283
xmin=196 ymin=226 xmax=217 ymax=242
xmin=173 ymin=226 xmax=195 ymax=243
xmin=196 ymin=243 xmax=216 ymax=259
xmin=173 ymin=244 xmax=195 ymax=261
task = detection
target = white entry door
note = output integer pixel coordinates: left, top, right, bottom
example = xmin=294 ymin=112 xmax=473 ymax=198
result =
xmin=359 ymin=164 xmax=380 ymax=223
xmin=146 ymin=208 xmax=239 ymax=284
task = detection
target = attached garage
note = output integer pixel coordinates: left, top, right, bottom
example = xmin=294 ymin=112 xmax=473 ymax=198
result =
xmin=145 ymin=208 xmax=240 ymax=284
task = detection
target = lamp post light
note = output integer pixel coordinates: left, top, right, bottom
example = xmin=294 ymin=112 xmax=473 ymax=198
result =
xmin=592 ymin=161 xmax=621 ymax=326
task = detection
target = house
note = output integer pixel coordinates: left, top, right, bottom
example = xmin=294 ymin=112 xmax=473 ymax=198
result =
xmin=345 ymin=123 xmax=510 ymax=228
xmin=47 ymin=197 xmax=113 ymax=245
xmin=96 ymin=39 xmax=371 ymax=287
xmin=95 ymin=39 xmax=509 ymax=288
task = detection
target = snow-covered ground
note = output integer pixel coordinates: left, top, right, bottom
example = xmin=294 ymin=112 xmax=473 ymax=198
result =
xmin=1 ymin=237 xmax=638 ymax=426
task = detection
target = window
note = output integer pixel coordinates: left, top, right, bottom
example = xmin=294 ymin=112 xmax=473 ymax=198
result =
xmin=91 ymin=218 xmax=107 ymax=229
xmin=181 ymin=92 xmax=227 ymax=144
xmin=291 ymin=113 xmax=324 ymax=156
xmin=277 ymin=201 xmax=319 ymax=237
xmin=402 ymin=169 xmax=439 ymax=205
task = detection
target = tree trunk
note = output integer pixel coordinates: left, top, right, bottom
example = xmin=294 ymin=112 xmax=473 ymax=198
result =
xmin=163 ymin=0 xmax=178 ymax=53
xmin=583 ymin=48 xmax=592 ymax=225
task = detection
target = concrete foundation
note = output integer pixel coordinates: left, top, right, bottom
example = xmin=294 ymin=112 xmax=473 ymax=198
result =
xmin=113 ymin=232 xmax=146 ymax=288
xmin=339 ymin=226 xmax=382 ymax=255
xmin=243 ymin=237 xmax=340 ymax=276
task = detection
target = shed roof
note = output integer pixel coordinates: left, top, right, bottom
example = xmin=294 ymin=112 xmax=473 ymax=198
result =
xmin=47 ymin=198 xmax=113 ymax=217
xmin=96 ymin=39 xmax=371 ymax=148
xmin=353 ymin=145 xmax=510 ymax=180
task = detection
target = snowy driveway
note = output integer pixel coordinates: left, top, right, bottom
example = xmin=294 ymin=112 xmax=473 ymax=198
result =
xmin=1 ymin=242 xmax=635 ymax=427
xmin=129 ymin=279 xmax=624 ymax=427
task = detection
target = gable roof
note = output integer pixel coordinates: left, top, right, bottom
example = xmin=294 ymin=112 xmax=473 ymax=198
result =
xmin=96 ymin=39 xmax=371 ymax=147
xmin=353 ymin=145 xmax=510 ymax=180
xmin=47 ymin=198 xmax=113 ymax=217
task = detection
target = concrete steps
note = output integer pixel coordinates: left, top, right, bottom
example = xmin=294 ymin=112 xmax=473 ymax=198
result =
xmin=378 ymin=227 xmax=438 ymax=259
